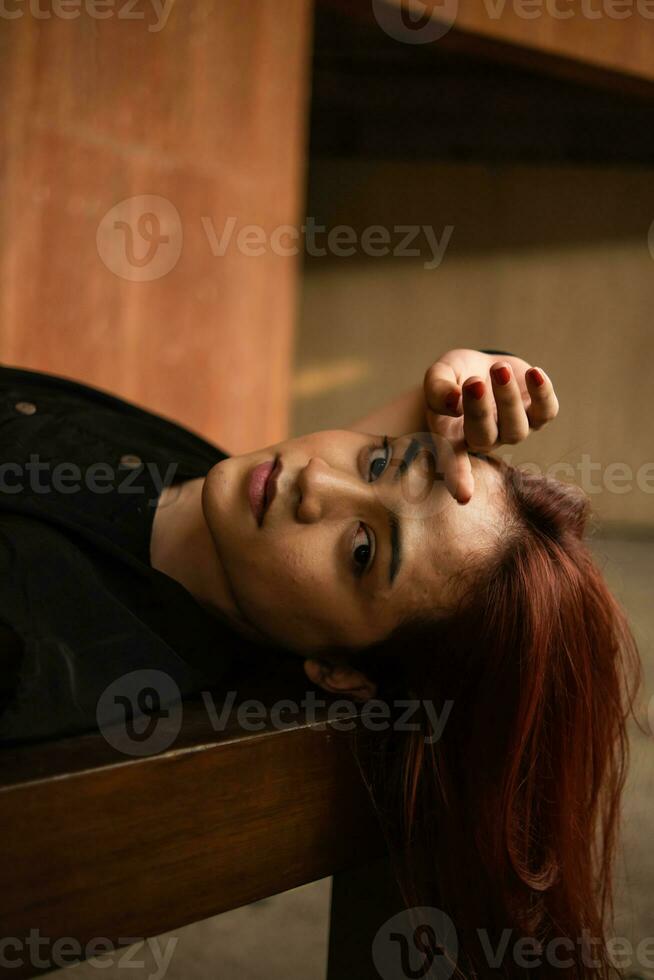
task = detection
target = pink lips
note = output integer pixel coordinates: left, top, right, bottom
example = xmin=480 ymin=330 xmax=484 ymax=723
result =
xmin=248 ymin=456 xmax=279 ymax=525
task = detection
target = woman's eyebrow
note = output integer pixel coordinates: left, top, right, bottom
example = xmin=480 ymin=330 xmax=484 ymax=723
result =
xmin=385 ymin=435 xmax=440 ymax=587
xmin=388 ymin=511 xmax=401 ymax=585
xmin=392 ymin=436 xmax=422 ymax=481
xmin=374 ymin=436 xmax=438 ymax=585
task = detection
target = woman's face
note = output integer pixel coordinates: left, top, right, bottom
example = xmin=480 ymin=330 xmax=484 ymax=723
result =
xmin=201 ymin=429 xmax=505 ymax=654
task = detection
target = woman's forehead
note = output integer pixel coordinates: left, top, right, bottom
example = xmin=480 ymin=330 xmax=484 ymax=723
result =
xmin=401 ymin=458 xmax=505 ymax=592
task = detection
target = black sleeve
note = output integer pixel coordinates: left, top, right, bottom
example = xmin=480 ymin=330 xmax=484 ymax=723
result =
xmin=0 ymin=620 xmax=24 ymax=720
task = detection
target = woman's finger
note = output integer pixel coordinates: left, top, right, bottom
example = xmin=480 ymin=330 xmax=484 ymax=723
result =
xmin=490 ymin=361 xmax=530 ymax=445
xmin=423 ymin=361 xmax=462 ymax=417
xmin=431 ymin=432 xmax=475 ymax=504
xmin=525 ymin=367 xmax=559 ymax=429
xmin=451 ymin=445 xmax=475 ymax=504
xmin=462 ymin=377 xmax=498 ymax=452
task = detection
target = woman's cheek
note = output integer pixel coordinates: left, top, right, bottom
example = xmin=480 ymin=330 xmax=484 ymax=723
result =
xmin=282 ymin=539 xmax=326 ymax=587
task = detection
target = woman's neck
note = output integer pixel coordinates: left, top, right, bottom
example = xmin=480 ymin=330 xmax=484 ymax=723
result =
xmin=150 ymin=478 xmax=275 ymax=647
xmin=150 ymin=478 xmax=236 ymax=621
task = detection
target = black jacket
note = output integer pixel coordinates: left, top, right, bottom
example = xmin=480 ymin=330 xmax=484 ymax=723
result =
xmin=0 ymin=362 xmax=263 ymax=746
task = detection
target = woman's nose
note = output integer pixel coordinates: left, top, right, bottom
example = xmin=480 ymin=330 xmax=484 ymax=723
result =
xmin=296 ymin=456 xmax=367 ymax=524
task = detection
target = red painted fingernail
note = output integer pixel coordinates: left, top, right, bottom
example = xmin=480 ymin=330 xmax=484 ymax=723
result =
xmin=491 ymin=365 xmax=511 ymax=386
xmin=445 ymin=389 xmax=460 ymax=412
xmin=527 ymin=367 xmax=545 ymax=387
xmin=463 ymin=380 xmax=485 ymax=401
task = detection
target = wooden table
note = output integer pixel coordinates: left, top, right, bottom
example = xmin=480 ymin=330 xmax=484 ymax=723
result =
xmin=0 ymin=664 xmax=394 ymax=978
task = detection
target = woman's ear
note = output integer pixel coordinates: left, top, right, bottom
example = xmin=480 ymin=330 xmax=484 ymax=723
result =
xmin=303 ymin=658 xmax=377 ymax=703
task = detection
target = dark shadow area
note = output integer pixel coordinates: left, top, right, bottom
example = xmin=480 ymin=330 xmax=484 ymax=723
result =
xmin=305 ymin=5 xmax=654 ymax=257
xmin=311 ymin=4 xmax=654 ymax=165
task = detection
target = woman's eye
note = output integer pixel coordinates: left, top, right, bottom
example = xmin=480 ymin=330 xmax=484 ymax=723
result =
xmin=352 ymin=522 xmax=373 ymax=574
xmin=350 ymin=436 xmax=387 ymax=578
xmin=368 ymin=436 xmax=390 ymax=482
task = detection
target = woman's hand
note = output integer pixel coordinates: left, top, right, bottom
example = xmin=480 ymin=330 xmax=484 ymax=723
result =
xmin=423 ymin=349 xmax=559 ymax=504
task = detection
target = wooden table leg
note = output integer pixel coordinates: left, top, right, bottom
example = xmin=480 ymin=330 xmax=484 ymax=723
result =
xmin=327 ymin=853 xmax=406 ymax=980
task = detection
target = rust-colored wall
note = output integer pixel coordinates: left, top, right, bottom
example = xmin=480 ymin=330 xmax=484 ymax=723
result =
xmin=0 ymin=2 xmax=313 ymax=454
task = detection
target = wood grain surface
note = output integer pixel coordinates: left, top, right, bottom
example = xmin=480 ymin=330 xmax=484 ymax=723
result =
xmin=0 ymin=672 xmax=387 ymax=979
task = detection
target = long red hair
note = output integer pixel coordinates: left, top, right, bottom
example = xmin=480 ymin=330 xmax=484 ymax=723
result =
xmin=342 ymin=458 xmax=645 ymax=979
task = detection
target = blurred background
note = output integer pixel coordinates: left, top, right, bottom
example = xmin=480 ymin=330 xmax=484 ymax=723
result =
xmin=1 ymin=1 xmax=653 ymax=978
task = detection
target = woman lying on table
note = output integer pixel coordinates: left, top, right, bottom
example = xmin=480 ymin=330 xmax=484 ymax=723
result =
xmin=0 ymin=348 xmax=642 ymax=980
